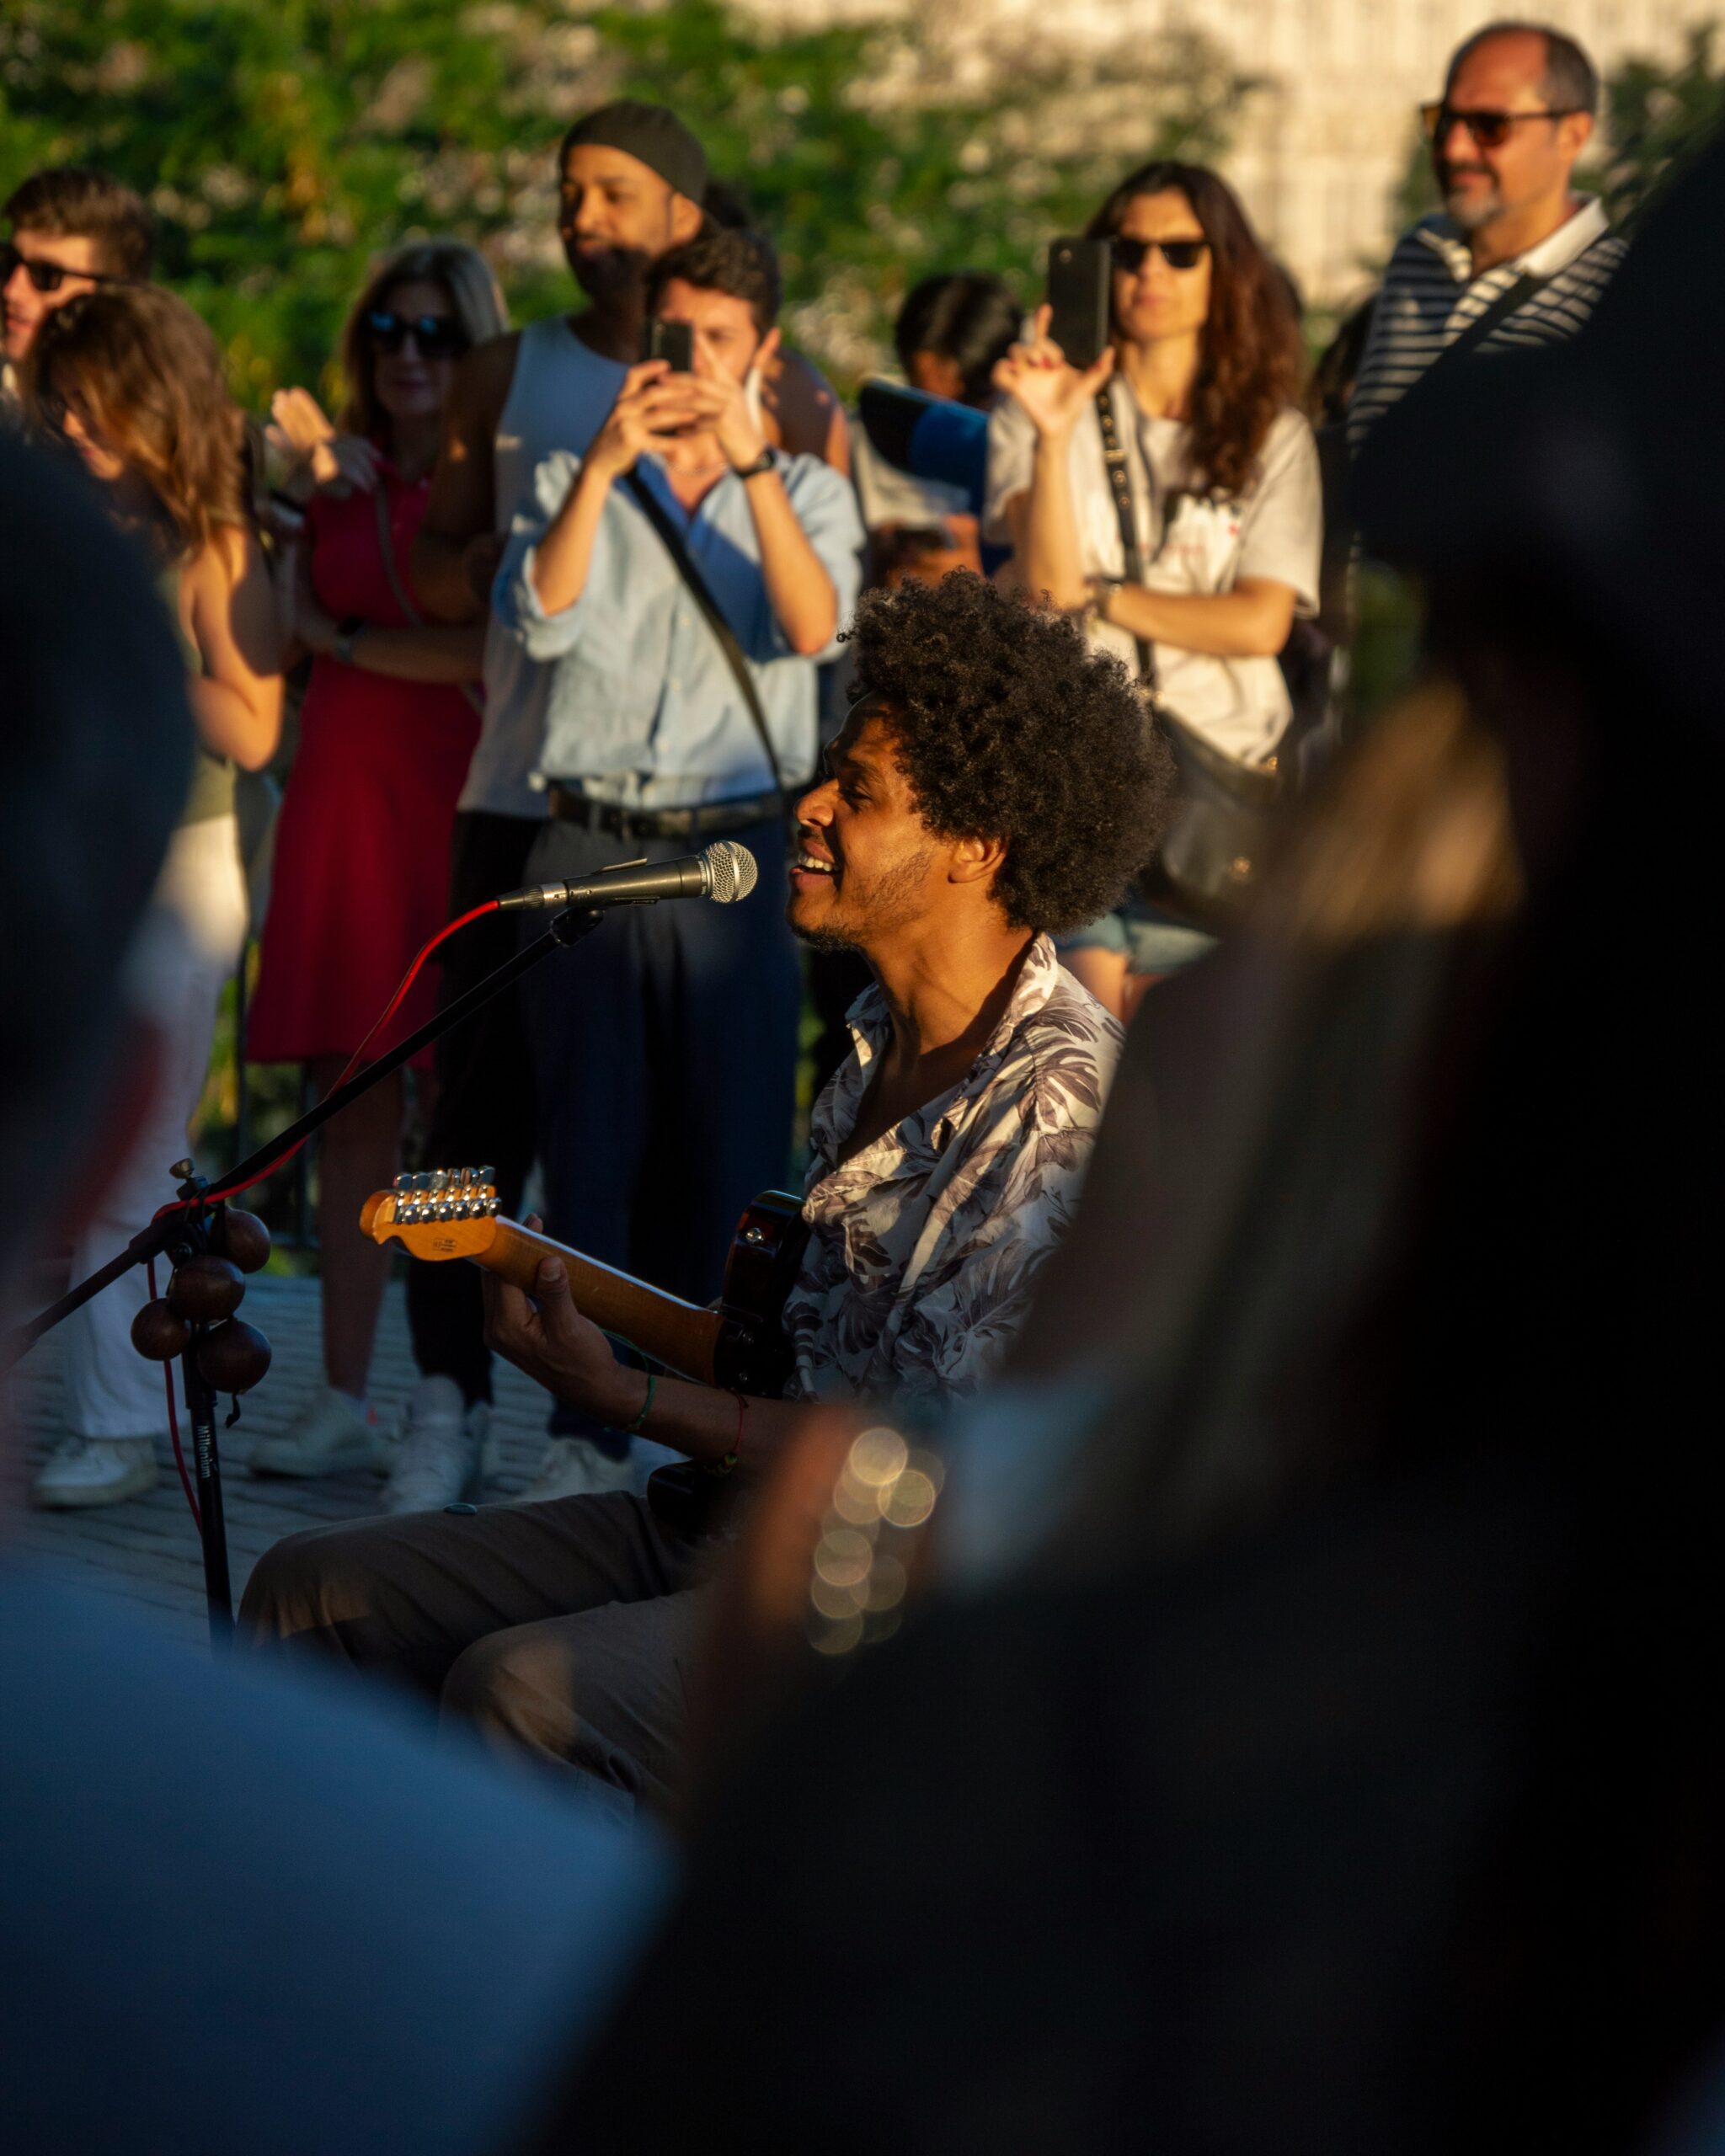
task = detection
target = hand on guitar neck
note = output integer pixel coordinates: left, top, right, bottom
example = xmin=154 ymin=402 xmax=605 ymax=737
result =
xmin=360 ymin=1171 xmax=814 ymax=1473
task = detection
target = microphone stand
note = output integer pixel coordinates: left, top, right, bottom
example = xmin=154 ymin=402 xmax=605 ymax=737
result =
xmin=9 ymin=905 xmax=604 ymax=1644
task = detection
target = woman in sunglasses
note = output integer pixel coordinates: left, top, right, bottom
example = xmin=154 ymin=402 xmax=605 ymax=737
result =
xmin=247 ymin=243 xmax=506 ymax=1482
xmin=20 ymin=285 xmax=285 ymax=1508
xmin=988 ymin=160 xmax=1317 ymax=1022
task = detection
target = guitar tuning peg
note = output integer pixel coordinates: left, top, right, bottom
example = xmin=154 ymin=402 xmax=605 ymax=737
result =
xmin=457 ymin=1166 xmax=474 ymax=1188
xmin=478 ymin=1164 xmax=496 ymax=1190
xmin=429 ymin=1170 xmax=449 ymax=1193
xmin=393 ymin=1173 xmax=412 ymax=1193
xmin=412 ymin=1172 xmax=432 ymax=1193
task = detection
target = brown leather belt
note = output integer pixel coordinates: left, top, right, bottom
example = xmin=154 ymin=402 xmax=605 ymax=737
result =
xmin=544 ymin=785 xmax=782 ymax=843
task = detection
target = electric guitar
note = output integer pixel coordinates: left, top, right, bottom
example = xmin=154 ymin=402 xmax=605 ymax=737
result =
xmin=360 ymin=1167 xmax=810 ymax=1399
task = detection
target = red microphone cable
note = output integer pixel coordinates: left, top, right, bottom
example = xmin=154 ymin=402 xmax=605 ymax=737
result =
xmin=151 ymin=897 xmax=499 ymax=1530
xmin=152 ymin=897 xmax=499 ymax=1225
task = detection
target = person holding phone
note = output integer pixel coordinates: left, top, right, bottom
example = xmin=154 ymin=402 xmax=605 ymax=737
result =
xmin=987 ymin=161 xmax=1318 ymax=1021
xmin=483 ymin=224 xmax=862 ymax=1506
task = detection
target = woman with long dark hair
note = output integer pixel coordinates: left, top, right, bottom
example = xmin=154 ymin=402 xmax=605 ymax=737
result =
xmin=23 ymin=285 xmax=284 ymax=1508
xmin=988 ymin=160 xmax=1320 ymax=1018
xmin=245 ymin=242 xmax=505 ymax=1500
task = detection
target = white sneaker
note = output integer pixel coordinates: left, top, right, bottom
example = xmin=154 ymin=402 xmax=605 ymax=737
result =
xmin=520 ymin=1433 xmax=637 ymax=1506
xmin=248 ymin=1385 xmax=388 ymax=1479
xmin=31 ymin=1434 xmax=158 ymax=1509
xmin=382 ymin=1375 xmax=490 ymax=1515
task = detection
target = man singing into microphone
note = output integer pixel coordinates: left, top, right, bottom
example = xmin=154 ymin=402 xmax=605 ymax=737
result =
xmin=447 ymin=223 xmax=862 ymax=1511
xmin=242 ymin=573 xmax=1170 ymax=1814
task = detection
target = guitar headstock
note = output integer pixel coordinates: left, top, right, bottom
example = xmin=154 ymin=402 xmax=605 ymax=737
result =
xmin=358 ymin=1166 xmax=503 ymax=1261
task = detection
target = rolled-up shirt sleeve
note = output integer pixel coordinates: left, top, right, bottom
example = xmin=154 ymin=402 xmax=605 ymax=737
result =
xmin=756 ymin=458 xmax=865 ymax=665
xmin=493 ymin=449 xmax=617 ymax=660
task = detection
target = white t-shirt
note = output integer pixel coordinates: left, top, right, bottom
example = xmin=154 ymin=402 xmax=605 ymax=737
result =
xmin=985 ymin=384 xmax=1322 ymax=765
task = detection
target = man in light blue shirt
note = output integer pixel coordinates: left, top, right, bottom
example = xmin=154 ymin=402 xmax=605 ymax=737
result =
xmin=493 ymin=225 xmax=862 ymax=1489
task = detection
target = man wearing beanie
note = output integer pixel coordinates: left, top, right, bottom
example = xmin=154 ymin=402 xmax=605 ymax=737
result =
xmin=248 ymin=104 xmax=710 ymax=1502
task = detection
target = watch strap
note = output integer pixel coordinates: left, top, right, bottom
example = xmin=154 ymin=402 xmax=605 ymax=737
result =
xmin=730 ymin=448 xmax=776 ymax=481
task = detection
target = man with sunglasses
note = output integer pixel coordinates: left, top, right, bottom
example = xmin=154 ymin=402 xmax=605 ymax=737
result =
xmin=2 ymin=167 xmax=152 ymax=406
xmin=1348 ymin=21 xmax=1625 ymax=451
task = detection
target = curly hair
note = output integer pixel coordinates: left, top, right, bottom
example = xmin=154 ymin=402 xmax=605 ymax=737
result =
xmin=1087 ymin=161 xmax=1304 ymax=498
xmin=842 ymin=573 xmax=1175 ymax=937
xmin=24 ymin=285 xmax=246 ymax=558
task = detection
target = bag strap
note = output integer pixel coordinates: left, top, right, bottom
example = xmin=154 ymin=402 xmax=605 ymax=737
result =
xmin=622 ymin=467 xmax=790 ymax=815
xmin=1093 ymin=383 xmax=1156 ymax=689
xmin=1441 ymin=268 xmax=1544 ymax=366
xmin=371 ymin=479 xmax=484 ymax=716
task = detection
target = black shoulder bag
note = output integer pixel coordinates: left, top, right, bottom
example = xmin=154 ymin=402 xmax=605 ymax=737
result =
xmin=622 ymin=469 xmax=793 ymax=824
xmin=1095 ymin=384 xmax=1280 ymax=927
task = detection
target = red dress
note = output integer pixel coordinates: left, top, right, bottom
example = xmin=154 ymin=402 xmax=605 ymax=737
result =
xmin=248 ymin=465 xmax=480 ymax=1069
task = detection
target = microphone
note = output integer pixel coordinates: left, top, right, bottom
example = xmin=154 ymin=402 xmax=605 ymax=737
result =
xmin=496 ymin=837 xmax=759 ymax=912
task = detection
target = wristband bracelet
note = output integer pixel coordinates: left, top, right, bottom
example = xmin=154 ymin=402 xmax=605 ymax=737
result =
xmin=710 ymin=1390 xmax=750 ymax=1476
xmin=626 ymin=1365 xmax=657 ymax=1437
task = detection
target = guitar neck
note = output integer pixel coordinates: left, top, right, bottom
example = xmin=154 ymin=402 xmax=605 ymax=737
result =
xmin=475 ymin=1219 xmax=725 ymax=1387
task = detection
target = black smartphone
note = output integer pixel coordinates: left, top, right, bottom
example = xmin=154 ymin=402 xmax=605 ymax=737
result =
xmin=1045 ymin=236 xmax=1112 ymax=371
xmin=642 ymin=318 xmax=694 ymax=371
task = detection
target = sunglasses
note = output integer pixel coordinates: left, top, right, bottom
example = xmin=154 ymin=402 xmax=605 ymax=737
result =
xmin=0 ymin=240 xmax=130 ymax=296
xmin=1419 ymin=103 xmax=1583 ymax=148
xmin=364 ymin=309 xmax=469 ymax=360
xmin=1110 ymin=235 xmax=1210 ymax=275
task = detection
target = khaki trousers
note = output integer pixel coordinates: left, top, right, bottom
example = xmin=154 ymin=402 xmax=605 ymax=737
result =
xmin=239 ymin=1492 xmax=710 ymax=1815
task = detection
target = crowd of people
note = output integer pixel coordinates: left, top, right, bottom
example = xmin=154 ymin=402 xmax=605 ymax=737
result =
xmin=11 ymin=14 xmax=1717 ymax=2147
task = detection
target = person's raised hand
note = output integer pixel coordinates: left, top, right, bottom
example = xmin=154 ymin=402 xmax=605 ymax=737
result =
xmin=270 ymin=387 xmax=382 ymax=494
xmin=481 ymin=1214 xmax=640 ymax=1424
xmin=585 ymin=360 xmax=699 ymax=480
xmin=683 ymin=325 xmax=779 ymax=471
xmin=992 ymin=302 xmax=1115 ymax=440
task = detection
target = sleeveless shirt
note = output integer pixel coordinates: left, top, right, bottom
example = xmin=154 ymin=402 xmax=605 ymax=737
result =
xmin=457 ymin=317 xmax=628 ymax=819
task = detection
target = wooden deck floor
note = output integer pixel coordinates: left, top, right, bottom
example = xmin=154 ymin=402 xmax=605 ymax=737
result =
xmin=10 ymin=1271 xmax=563 ymax=1648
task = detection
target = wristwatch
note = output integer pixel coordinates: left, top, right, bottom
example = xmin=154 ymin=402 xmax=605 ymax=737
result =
xmin=730 ymin=448 xmax=776 ymax=481
xmin=1084 ymin=574 xmax=1123 ymax=627
xmin=334 ymin=615 xmax=366 ymax=664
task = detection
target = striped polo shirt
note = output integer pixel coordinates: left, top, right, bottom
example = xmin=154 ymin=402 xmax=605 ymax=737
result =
xmin=1348 ymin=198 xmax=1625 ymax=452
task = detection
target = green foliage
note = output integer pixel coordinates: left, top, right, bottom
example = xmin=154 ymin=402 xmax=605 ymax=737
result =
xmin=0 ymin=0 xmax=1246 ymax=408
xmin=1589 ymin=24 xmax=1725 ymax=227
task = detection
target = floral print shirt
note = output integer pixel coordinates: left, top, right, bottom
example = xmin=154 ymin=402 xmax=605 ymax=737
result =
xmin=782 ymin=935 xmax=1122 ymax=1408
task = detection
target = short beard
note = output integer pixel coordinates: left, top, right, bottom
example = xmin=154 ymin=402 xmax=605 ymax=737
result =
xmin=1439 ymin=171 xmax=1504 ymax=231
xmin=566 ymin=242 xmax=650 ymax=299
xmin=786 ymin=845 xmax=934 ymax=953
xmin=788 ymin=915 xmax=859 ymax=953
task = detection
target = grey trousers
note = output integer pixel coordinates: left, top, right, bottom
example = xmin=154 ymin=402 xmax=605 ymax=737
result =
xmin=238 ymin=1492 xmax=710 ymax=1815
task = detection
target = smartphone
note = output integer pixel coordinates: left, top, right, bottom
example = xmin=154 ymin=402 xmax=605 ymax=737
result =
xmin=1045 ymin=237 xmax=1112 ymax=371
xmin=642 ymin=318 xmax=694 ymax=372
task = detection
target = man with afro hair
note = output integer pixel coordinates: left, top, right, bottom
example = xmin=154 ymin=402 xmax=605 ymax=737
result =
xmin=241 ymin=572 xmax=1169 ymax=1812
